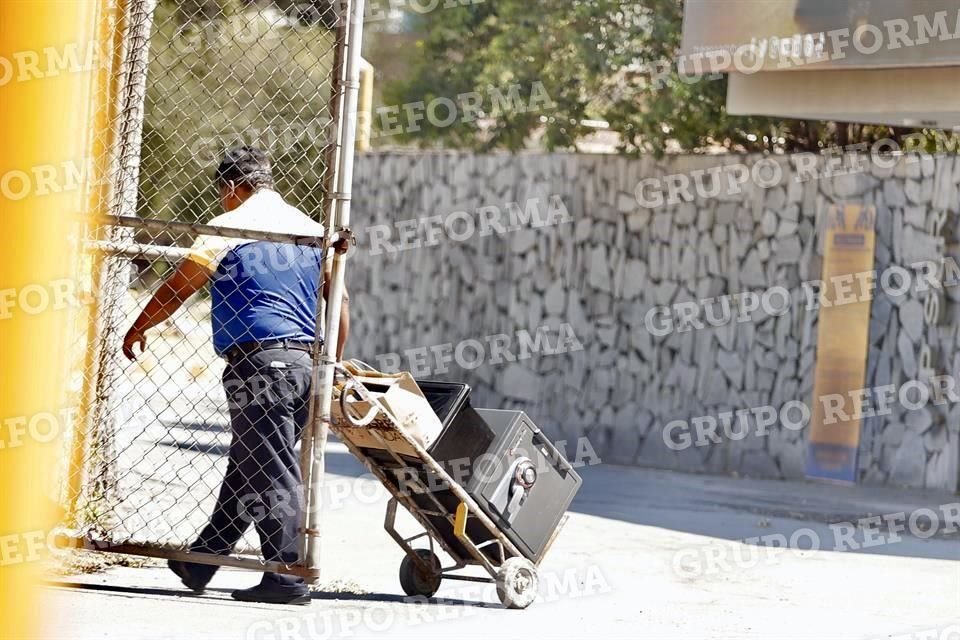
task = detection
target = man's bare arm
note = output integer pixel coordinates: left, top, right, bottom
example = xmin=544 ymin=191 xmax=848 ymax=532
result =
xmin=322 ymin=266 xmax=349 ymax=361
xmin=122 ymin=259 xmax=211 ymax=360
xmin=336 ymin=293 xmax=349 ymax=361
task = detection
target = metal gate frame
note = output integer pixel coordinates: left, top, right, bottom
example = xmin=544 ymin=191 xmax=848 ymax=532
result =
xmin=57 ymin=0 xmax=367 ymax=585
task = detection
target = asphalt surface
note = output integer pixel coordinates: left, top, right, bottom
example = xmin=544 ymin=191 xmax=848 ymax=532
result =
xmin=45 ymin=441 xmax=959 ymax=640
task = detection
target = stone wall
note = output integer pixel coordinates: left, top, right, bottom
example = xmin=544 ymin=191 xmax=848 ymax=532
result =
xmin=346 ymin=151 xmax=959 ymax=492
xmin=857 ymin=155 xmax=960 ymax=490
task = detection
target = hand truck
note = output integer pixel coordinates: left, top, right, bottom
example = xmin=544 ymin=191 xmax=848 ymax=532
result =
xmin=329 ymin=364 xmax=570 ymax=609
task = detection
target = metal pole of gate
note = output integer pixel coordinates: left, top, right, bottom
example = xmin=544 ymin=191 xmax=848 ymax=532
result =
xmin=68 ymin=0 xmax=156 ymax=516
xmin=301 ymin=0 xmax=366 ymax=583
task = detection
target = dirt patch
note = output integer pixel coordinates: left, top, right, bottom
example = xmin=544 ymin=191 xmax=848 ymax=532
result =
xmin=45 ymin=548 xmax=161 ymax=578
xmin=318 ymin=578 xmax=369 ymax=595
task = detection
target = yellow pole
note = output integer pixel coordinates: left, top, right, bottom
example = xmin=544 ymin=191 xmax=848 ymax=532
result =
xmin=357 ymin=57 xmax=374 ymax=151
xmin=0 ymin=1 xmax=110 ymax=637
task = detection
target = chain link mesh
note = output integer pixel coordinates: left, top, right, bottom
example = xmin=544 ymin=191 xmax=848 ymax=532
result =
xmin=63 ymin=0 xmax=347 ymax=569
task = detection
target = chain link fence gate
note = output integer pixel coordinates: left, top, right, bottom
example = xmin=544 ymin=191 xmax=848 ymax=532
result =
xmin=57 ymin=0 xmax=364 ymax=581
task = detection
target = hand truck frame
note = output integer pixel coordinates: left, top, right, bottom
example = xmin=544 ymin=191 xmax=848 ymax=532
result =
xmin=330 ymin=363 xmax=568 ymax=609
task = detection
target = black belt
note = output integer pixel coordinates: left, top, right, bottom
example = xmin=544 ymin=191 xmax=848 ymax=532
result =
xmin=225 ymin=339 xmax=315 ymax=364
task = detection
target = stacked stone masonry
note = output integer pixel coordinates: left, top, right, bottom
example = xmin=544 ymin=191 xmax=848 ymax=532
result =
xmin=346 ymin=152 xmax=959 ymax=492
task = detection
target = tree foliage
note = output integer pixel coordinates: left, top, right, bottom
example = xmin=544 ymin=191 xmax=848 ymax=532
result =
xmin=139 ymin=0 xmax=336 ymax=226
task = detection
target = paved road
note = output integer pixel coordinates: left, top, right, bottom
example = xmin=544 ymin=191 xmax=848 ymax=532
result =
xmin=47 ymin=444 xmax=959 ymax=640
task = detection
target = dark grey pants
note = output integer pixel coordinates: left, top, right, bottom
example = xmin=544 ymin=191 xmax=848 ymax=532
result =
xmin=190 ymin=346 xmax=312 ymax=587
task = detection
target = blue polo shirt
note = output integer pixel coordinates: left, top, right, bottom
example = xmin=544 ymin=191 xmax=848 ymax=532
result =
xmin=186 ymin=190 xmax=328 ymax=356
xmin=210 ymin=241 xmax=323 ymax=355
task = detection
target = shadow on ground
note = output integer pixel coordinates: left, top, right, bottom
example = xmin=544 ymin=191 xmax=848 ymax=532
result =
xmin=321 ymin=443 xmax=960 ymax=562
xmin=46 ymin=580 xmax=493 ymax=608
xmin=155 ymin=424 xmax=960 ymax=563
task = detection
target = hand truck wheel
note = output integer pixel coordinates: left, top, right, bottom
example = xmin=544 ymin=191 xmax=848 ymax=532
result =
xmin=398 ymin=549 xmax=442 ymax=598
xmin=495 ymin=557 xmax=538 ymax=609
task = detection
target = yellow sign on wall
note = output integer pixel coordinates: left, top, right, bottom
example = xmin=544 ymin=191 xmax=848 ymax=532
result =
xmin=806 ymin=204 xmax=877 ymax=483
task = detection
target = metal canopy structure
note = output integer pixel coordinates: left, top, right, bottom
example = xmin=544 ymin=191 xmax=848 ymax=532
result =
xmin=682 ymin=0 xmax=960 ymax=128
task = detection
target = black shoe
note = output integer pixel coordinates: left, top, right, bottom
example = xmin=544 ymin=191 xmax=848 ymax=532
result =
xmin=168 ymin=559 xmax=212 ymax=594
xmin=231 ymin=581 xmax=311 ymax=605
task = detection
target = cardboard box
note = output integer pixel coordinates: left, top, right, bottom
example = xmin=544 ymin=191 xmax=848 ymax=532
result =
xmin=331 ymin=362 xmax=443 ymax=457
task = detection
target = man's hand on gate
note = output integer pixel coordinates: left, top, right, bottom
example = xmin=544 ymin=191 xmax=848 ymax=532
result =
xmin=122 ymin=326 xmax=147 ymax=360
